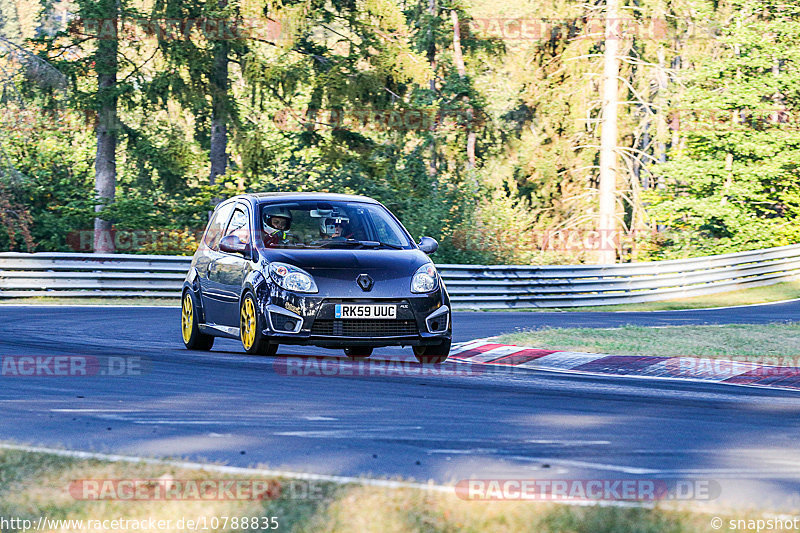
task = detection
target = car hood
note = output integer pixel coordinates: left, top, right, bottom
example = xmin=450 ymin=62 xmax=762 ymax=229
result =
xmin=263 ymin=248 xmax=433 ymax=298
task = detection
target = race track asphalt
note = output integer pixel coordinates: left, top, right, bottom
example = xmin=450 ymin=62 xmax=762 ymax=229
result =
xmin=1 ymin=303 xmax=799 ymax=509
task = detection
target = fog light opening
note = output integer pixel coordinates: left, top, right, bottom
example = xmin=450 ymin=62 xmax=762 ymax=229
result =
xmin=425 ymin=305 xmax=450 ymax=334
xmin=267 ymin=304 xmax=303 ymax=334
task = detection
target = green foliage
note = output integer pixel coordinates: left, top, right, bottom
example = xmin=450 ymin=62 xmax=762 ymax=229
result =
xmin=646 ymin=0 xmax=800 ymax=257
xmin=0 ymin=108 xmax=94 ymax=251
xmin=3 ymin=0 xmax=800 ymax=263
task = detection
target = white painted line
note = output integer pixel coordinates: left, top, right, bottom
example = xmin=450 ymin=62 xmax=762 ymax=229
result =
xmin=511 ymin=456 xmax=800 ymax=478
xmin=0 ymin=443 xmax=638 ymax=508
xmin=0 ymin=443 xmax=660 ymax=509
xmin=275 ymin=426 xmax=423 ymax=438
xmin=427 ymin=449 xmax=500 ymax=454
xmin=0 ymin=443 xmax=450 ymax=492
xmin=525 ymin=440 xmax=611 ymax=446
xmin=509 ymin=456 xmax=658 ymax=475
xmin=50 ymin=409 xmax=142 ymax=413
xmin=130 ymin=421 xmax=249 ymax=425
xmin=622 ymin=297 xmax=800 ymax=313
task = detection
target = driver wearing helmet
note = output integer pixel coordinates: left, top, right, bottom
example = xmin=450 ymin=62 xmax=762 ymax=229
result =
xmin=320 ymin=214 xmax=352 ymax=240
xmin=262 ymin=207 xmax=293 ymax=247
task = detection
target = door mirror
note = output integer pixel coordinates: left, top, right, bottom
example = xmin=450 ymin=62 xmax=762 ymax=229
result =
xmin=418 ymin=236 xmax=439 ymax=255
xmin=219 ymin=235 xmax=249 ymax=256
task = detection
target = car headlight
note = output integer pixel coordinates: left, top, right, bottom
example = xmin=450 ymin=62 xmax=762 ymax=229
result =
xmin=411 ymin=264 xmax=439 ymax=293
xmin=268 ymin=262 xmax=318 ymax=293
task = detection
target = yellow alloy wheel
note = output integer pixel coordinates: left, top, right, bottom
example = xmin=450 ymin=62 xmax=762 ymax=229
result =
xmin=241 ymin=297 xmax=257 ymax=350
xmin=181 ymin=293 xmax=194 ymax=344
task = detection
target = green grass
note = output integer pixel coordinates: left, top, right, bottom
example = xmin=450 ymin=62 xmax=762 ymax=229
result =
xmin=0 ymin=446 xmax=737 ymax=532
xmin=474 ymin=280 xmax=800 ymax=312
xmin=497 ymin=323 xmax=800 ymax=362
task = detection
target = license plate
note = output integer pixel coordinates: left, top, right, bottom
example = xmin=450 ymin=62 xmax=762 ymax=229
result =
xmin=335 ymin=304 xmax=397 ymax=319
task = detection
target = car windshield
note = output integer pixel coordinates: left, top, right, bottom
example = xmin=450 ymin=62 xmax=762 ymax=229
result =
xmin=258 ymin=200 xmax=413 ymax=249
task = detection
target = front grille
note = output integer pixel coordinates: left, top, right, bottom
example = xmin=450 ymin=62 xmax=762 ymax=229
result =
xmin=311 ymin=319 xmax=418 ymax=337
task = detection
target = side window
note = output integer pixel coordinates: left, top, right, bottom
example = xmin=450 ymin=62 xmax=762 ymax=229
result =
xmin=224 ymin=206 xmax=251 ymax=244
xmin=369 ymin=211 xmax=403 ymax=246
xmin=203 ymin=203 xmax=235 ymax=251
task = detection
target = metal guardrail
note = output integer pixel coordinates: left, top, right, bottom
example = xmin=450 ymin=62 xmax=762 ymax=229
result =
xmin=2 ymin=244 xmax=800 ymax=308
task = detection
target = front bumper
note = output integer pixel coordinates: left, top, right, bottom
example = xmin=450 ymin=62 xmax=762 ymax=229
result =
xmin=260 ymin=291 xmax=451 ymax=348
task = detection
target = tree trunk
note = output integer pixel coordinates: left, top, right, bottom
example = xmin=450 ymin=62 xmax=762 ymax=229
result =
xmin=451 ymin=10 xmax=476 ymax=170
xmin=427 ymin=0 xmax=437 ymax=177
xmin=596 ymin=0 xmax=619 ymax=264
xmin=209 ymin=0 xmax=230 ymax=186
xmin=93 ymin=0 xmax=118 ymax=254
xmin=209 ymin=42 xmax=229 ymax=185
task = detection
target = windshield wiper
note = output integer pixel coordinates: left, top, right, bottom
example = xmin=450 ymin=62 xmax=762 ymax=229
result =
xmin=312 ymin=240 xmax=364 ymax=248
xmin=311 ymin=240 xmax=403 ymax=249
xmin=359 ymin=241 xmax=403 ymax=249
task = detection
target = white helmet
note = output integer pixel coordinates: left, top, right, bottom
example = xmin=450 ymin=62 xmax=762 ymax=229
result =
xmin=263 ymin=207 xmax=292 ymax=234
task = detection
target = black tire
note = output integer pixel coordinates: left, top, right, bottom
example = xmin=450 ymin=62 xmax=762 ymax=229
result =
xmin=181 ymin=290 xmax=214 ymax=351
xmin=344 ymin=347 xmax=373 ymax=359
xmin=413 ymin=339 xmax=451 ymax=364
xmin=240 ymin=291 xmax=278 ymax=356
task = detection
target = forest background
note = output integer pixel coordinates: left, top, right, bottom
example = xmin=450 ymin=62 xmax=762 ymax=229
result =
xmin=0 ymin=0 xmax=797 ymax=264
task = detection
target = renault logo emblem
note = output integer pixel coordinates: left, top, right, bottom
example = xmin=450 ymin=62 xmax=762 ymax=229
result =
xmin=357 ymin=274 xmax=374 ymax=292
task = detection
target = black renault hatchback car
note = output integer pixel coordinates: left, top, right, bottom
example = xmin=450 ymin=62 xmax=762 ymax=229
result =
xmin=180 ymin=193 xmax=452 ymax=363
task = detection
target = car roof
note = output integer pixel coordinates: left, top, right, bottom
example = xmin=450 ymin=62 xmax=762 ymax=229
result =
xmin=235 ymin=192 xmax=380 ymax=205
